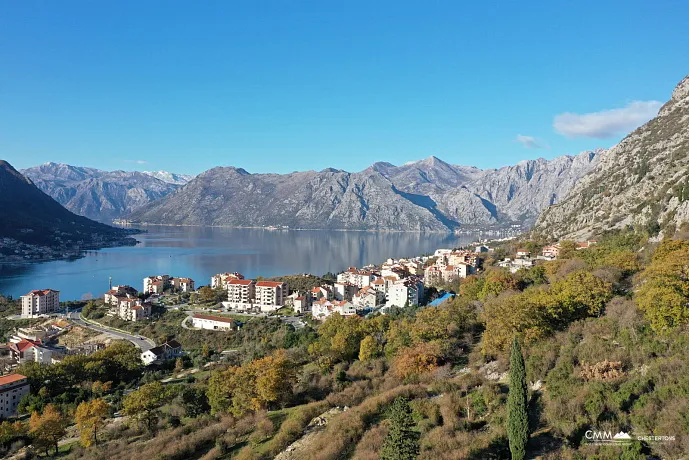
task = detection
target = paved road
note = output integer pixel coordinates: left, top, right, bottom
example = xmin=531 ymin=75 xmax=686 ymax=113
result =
xmin=69 ymin=311 xmax=156 ymax=352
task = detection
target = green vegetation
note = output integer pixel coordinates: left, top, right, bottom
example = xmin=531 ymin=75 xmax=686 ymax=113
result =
xmin=507 ymin=338 xmax=528 ymax=460
xmin=379 ymin=397 xmax=420 ymax=460
xmin=5 ymin=228 xmax=689 ymax=459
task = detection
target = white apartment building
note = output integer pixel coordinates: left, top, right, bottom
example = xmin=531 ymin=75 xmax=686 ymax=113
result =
xmin=0 ymin=374 xmax=30 ymax=419
xmin=337 ymin=268 xmax=373 ymax=288
xmin=255 ymin=281 xmax=287 ymax=312
xmin=353 ymin=286 xmax=384 ymax=310
xmin=172 ymin=277 xmax=195 ymax=292
xmin=143 ymin=275 xmax=171 ymax=294
xmin=21 ymin=289 xmax=60 ymax=318
xmin=210 ymin=272 xmax=244 ymax=289
xmin=385 ymin=279 xmax=424 ymax=310
xmin=226 ymin=279 xmax=256 ymax=311
xmin=334 ymin=282 xmax=359 ymax=301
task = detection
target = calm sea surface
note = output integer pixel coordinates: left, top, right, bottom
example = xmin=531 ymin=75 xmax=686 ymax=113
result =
xmin=0 ymin=226 xmax=483 ymax=300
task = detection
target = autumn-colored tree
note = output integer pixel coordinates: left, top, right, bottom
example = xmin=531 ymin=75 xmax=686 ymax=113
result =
xmin=383 ymin=318 xmax=413 ymax=357
xmin=175 ymin=357 xmax=185 ymax=373
xmin=392 ymin=341 xmax=442 ymax=380
xmin=202 ymin=343 xmax=211 ymax=359
xmin=308 ymin=314 xmax=367 ymax=363
xmin=122 ymin=381 xmax=171 ymax=432
xmin=636 ymin=240 xmax=689 ymax=331
xmin=91 ymin=380 xmax=112 ymax=396
xmin=359 ymin=335 xmax=381 ymax=361
xmin=29 ymin=404 xmax=66 ymax=456
xmin=251 ymin=350 xmax=295 ymax=410
xmin=75 ymin=398 xmax=109 ymax=447
xmin=208 ymin=350 xmax=296 ymax=416
xmin=0 ymin=420 xmax=25 ymax=448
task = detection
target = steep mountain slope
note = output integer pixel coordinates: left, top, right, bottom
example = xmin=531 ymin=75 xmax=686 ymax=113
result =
xmin=535 ymin=75 xmax=689 ymax=239
xmin=128 ymin=167 xmax=458 ymax=231
xmin=22 ymin=163 xmax=184 ymax=222
xmin=0 ymin=160 xmax=135 ymax=258
xmin=143 ymin=170 xmax=194 ymax=185
xmin=129 ymin=152 xmax=599 ymax=231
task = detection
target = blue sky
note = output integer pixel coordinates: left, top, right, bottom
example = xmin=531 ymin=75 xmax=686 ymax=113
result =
xmin=1 ymin=1 xmax=687 ymax=175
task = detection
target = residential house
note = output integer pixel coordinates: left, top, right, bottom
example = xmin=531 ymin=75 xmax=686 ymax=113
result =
xmin=21 ymin=289 xmax=60 ymax=318
xmin=192 ymin=314 xmax=239 ymax=331
xmin=310 ymin=286 xmax=333 ymax=301
xmin=541 ymin=244 xmax=561 ymax=259
xmin=516 ymin=249 xmax=532 ymax=259
xmin=0 ymin=374 xmax=30 ymax=418
xmin=293 ymin=296 xmax=311 ymax=314
xmin=311 ymin=299 xmax=357 ymax=321
xmin=141 ymin=339 xmax=183 ymax=365
xmin=8 ymin=339 xmax=53 ymax=365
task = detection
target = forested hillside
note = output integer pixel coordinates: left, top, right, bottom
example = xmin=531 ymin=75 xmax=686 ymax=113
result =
xmin=3 ymin=229 xmax=689 ymax=459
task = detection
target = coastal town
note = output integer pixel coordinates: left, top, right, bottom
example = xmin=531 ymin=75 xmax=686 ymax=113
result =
xmin=0 ymin=237 xmax=596 ymax=420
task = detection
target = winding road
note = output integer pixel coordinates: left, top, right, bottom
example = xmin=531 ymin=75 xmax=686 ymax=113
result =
xmin=68 ymin=310 xmax=156 ymax=352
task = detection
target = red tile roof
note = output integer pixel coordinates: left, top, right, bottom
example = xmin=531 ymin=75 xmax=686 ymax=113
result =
xmin=26 ymin=289 xmax=58 ymax=296
xmin=256 ymin=281 xmax=284 ymax=288
xmin=0 ymin=374 xmax=28 ymax=386
xmin=13 ymin=339 xmax=41 ymax=352
xmin=228 ymin=279 xmax=254 ymax=286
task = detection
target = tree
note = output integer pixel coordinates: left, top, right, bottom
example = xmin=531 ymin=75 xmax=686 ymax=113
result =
xmin=75 ymin=398 xmax=109 ymax=447
xmin=507 ymin=337 xmax=529 ymax=460
xmin=180 ymin=387 xmax=211 ymax=417
xmin=0 ymin=420 xmax=25 ymax=449
xmin=359 ymin=335 xmax=381 ymax=361
xmin=29 ymin=404 xmax=66 ymax=456
xmin=175 ymin=357 xmax=185 ymax=373
xmin=392 ymin=342 xmax=442 ymax=380
xmin=122 ymin=381 xmax=171 ymax=432
xmin=379 ymin=397 xmax=419 ymax=460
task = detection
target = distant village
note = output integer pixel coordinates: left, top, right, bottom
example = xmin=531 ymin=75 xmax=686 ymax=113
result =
xmin=1 ymin=238 xmax=594 ymax=418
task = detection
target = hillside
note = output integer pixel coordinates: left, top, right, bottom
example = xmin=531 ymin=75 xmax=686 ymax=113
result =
xmin=535 ymin=75 xmax=689 ymax=239
xmin=0 ymin=160 xmax=136 ymax=261
xmin=128 ymin=153 xmax=599 ymax=231
xmin=21 ymin=163 xmax=188 ymax=222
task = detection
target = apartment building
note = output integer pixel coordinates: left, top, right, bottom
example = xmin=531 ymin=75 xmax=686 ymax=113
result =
xmin=21 ymin=289 xmax=60 ymax=318
xmin=226 ymin=279 xmax=256 ymax=311
xmin=255 ymin=281 xmax=286 ymax=312
xmin=337 ymin=268 xmax=373 ymax=288
xmin=333 ymin=282 xmax=359 ymax=301
xmin=143 ymin=275 xmax=171 ymax=294
xmin=0 ymin=374 xmax=30 ymax=418
xmin=172 ymin=277 xmax=195 ymax=293
xmin=210 ymin=272 xmax=244 ymax=289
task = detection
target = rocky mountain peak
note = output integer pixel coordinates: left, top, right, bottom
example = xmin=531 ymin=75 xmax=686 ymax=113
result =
xmin=671 ymin=75 xmax=689 ymax=102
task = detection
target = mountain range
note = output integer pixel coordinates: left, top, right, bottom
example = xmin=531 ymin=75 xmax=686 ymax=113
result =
xmin=127 ymin=152 xmax=599 ymax=231
xmin=21 ymin=163 xmax=193 ymax=223
xmin=0 ymin=160 xmax=135 ymax=261
xmin=535 ymin=75 xmax=689 ymax=239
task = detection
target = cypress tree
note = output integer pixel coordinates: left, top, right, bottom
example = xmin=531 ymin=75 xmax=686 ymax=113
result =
xmin=380 ymin=397 xmax=419 ymax=460
xmin=507 ymin=337 xmax=529 ymax=460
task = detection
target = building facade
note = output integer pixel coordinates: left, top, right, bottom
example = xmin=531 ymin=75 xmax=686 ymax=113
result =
xmin=21 ymin=289 xmax=60 ymax=318
xmin=0 ymin=374 xmax=30 ymax=418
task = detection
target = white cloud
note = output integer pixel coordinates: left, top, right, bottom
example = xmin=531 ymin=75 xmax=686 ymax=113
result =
xmin=515 ymin=134 xmax=547 ymax=149
xmin=123 ymin=159 xmax=149 ymax=165
xmin=553 ymin=100 xmax=662 ymax=139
